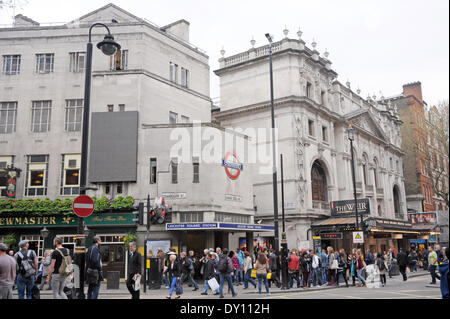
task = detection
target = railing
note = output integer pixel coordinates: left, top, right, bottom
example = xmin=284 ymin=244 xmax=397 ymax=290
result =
xmin=224 ymin=41 xmax=283 ymax=67
xmin=225 ymin=52 xmax=250 ymax=67
xmin=366 ymin=185 xmax=374 ymax=193
xmin=376 ymin=188 xmax=384 ymax=195
xmin=313 ymin=201 xmax=330 ymax=211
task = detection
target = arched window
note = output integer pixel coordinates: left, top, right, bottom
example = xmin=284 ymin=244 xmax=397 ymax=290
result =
xmin=373 ymin=157 xmax=379 ymax=188
xmin=378 ymin=205 xmax=383 ymax=217
xmin=362 ymin=153 xmax=369 ymax=186
xmin=311 ymin=161 xmax=327 ymax=202
xmin=393 ymin=185 xmax=402 ymax=219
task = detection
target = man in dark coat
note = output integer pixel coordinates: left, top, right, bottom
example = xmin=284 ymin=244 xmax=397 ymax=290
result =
xmin=397 ymin=248 xmax=408 ymax=281
xmin=268 ymin=250 xmax=281 ymax=288
xmin=85 ymin=236 xmax=103 ymax=299
xmin=126 ymin=242 xmax=142 ymax=299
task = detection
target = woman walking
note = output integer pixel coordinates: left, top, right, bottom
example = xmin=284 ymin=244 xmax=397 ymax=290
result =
xmin=254 ymin=252 xmax=270 ymax=295
xmin=300 ymin=252 xmax=311 ymax=289
xmin=356 ymin=249 xmax=366 ymax=287
xmin=243 ymin=251 xmax=257 ymax=289
xmin=337 ymin=249 xmax=349 ymax=287
xmin=376 ymin=252 xmax=388 ymax=287
xmin=164 ymin=254 xmax=182 ymax=299
xmin=327 ymin=247 xmax=337 ymax=286
xmin=350 ymin=253 xmax=357 ymax=286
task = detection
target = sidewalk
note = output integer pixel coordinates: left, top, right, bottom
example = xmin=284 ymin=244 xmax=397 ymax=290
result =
xmin=38 ymin=269 xmax=431 ymax=297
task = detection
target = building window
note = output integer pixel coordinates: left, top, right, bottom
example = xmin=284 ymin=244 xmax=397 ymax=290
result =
xmin=214 ymin=213 xmax=250 ymax=224
xmin=150 ymin=158 xmax=157 ymax=184
xmin=393 ymin=185 xmax=402 ymax=219
xmin=0 ymin=156 xmax=13 ymax=197
xmin=119 ymin=104 xmax=125 ymax=112
xmin=169 ymin=111 xmax=178 ymax=124
xmin=110 ymin=50 xmax=128 ymax=71
xmin=69 ymin=52 xmax=85 ymax=73
xmin=107 ymin=105 xmax=114 ymax=112
xmin=181 ymin=115 xmax=189 ymax=124
xmin=362 ymin=154 xmax=369 ymax=186
xmin=193 ymin=159 xmax=199 ymax=183
xmin=31 ymin=101 xmax=52 ymax=133
xmin=306 ymin=82 xmax=312 ymax=98
xmin=180 ymin=212 xmax=203 ymax=223
xmin=170 ymin=62 xmax=178 ymax=83
xmin=171 ymin=160 xmax=178 ymax=184
xmin=25 ymin=155 xmax=49 ymax=196
xmin=2 ymin=55 xmax=21 ymax=75
xmin=65 ymin=99 xmax=83 ymax=132
xmin=373 ymin=158 xmax=379 ymax=188
xmin=322 ymin=126 xmax=328 ymax=142
xmin=105 ymin=184 xmax=111 ymax=194
xmin=311 ymin=160 xmax=327 ymax=202
xmin=320 ymin=91 xmax=325 ymax=105
xmin=60 ymin=154 xmax=80 ymax=196
xmin=181 ymin=67 xmax=189 ymax=87
xmin=0 ymin=102 xmax=17 ymax=134
xmin=116 ymin=184 xmax=123 ymax=194
xmin=35 ymin=53 xmax=54 ymax=74
xmin=308 ymin=119 xmax=315 ymax=136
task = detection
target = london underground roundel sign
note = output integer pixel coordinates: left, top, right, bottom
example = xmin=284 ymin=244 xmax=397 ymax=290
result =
xmin=73 ymin=195 xmax=95 ymax=218
xmin=222 ymin=151 xmax=243 ymax=180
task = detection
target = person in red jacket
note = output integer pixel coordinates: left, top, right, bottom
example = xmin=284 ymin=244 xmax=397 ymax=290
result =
xmin=288 ymin=250 xmax=301 ymax=288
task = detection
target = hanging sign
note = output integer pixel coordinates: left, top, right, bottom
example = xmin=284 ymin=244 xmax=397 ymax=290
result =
xmin=353 ymin=231 xmax=364 ymax=244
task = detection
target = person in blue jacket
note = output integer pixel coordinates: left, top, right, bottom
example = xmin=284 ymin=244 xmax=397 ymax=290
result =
xmin=439 ymin=247 xmax=449 ymax=300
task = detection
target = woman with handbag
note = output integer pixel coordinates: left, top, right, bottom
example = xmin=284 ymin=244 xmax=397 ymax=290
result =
xmin=356 ymin=249 xmax=367 ymax=287
xmin=164 ymin=254 xmax=182 ymax=299
xmin=327 ymin=247 xmax=338 ymax=286
xmin=254 ymin=253 xmax=270 ymax=295
xmin=243 ymin=251 xmax=257 ymax=289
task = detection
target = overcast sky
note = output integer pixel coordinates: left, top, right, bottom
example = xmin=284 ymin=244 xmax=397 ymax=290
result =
xmin=1 ymin=0 xmax=448 ymax=105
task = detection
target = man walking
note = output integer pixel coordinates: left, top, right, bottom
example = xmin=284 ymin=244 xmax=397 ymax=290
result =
xmin=268 ymin=249 xmax=281 ymax=288
xmin=217 ymin=248 xmax=237 ymax=298
xmin=126 ymin=242 xmax=142 ymax=299
xmin=14 ymin=240 xmax=38 ymax=299
xmin=397 ymin=248 xmax=408 ymax=281
xmin=180 ymin=252 xmax=199 ymax=291
xmin=311 ymin=251 xmax=323 ymax=287
xmin=85 ymin=236 xmax=103 ymax=299
xmin=0 ymin=243 xmax=16 ymax=299
xmin=428 ymin=246 xmax=441 ymax=285
xmin=46 ymin=237 xmax=72 ymax=299
xmin=288 ymin=250 xmax=301 ymax=288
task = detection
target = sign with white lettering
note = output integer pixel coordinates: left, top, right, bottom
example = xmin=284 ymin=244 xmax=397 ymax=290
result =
xmin=222 ymin=151 xmax=243 ymax=180
xmin=331 ymin=198 xmax=371 ymax=217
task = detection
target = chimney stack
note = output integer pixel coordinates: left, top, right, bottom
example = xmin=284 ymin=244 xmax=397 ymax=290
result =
xmin=403 ymin=81 xmax=423 ymax=103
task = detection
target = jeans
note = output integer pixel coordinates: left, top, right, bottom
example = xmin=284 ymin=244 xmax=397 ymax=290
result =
xmin=257 ymin=274 xmax=270 ymax=294
xmin=180 ymin=272 xmax=198 ymax=289
xmin=312 ymin=268 xmax=323 ymax=286
xmin=388 ymin=264 xmax=392 ymax=277
xmin=289 ymin=271 xmax=301 ymax=288
xmin=162 ymin=271 xmax=168 ymax=287
xmin=357 ymin=269 xmax=366 ymax=285
xmin=322 ymin=267 xmax=328 ymax=283
xmin=234 ymin=269 xmax=243 ymax=283
xmin=244 ymin=269 xmax=256 ymax=288
xmin=337 ymin=269 xmax=348 ymax=286
xmin=52 ymin=274 xmax=68 ymax=299
xmin=429 ymin=265 xmax=441 ymax=284
xmin=16 ymin=275 xmax=34 ymax=300
xmin=168 ymin=276 xmax=179 ymax=295
xmin=87 ymin=281 xmax=101 ymax=299
xmin=0 ymin=285 xmax=13 ymax=299
xmin=218 ymin=273 xmax=235 ymax=296
xmin=202 ymin=279 xmax=215 ymax=294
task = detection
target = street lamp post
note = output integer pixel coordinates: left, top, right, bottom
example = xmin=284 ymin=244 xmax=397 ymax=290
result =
xmin=347 ymin=124 xmax=361 ymax=249
xmin=280 ymin=154 xmax=288 ymax=289
xmin=75 ymin=23 xmax=120 ymax=299
xmin=265 ymin=33 xmax=280 ymax=258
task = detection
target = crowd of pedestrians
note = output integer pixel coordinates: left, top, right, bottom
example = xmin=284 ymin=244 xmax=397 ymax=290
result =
xmin=0 ymin=240 xmax=448 ymax=299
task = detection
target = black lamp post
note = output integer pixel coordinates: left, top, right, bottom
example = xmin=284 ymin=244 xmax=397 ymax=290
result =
xmin=280 ymin=154 xmax=288 ymax=289
xmin=265 ymin=33 xmax=280 ymax=259
xmin=347 ymin=124 xmax=362 ymax=249
xmin=75 ymin=23 xmax=120 ymax=299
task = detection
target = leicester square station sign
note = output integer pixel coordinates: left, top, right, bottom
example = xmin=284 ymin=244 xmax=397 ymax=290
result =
xmin=222 ymin=151 xmax=243 ymax=180
xmin=330 ymin=198 xmax=371 ymax=217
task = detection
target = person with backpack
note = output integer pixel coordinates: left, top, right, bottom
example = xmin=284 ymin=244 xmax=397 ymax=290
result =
xmin=311 ymin=251 xmax=322 ymax=287
xmin=376 ymin=252 xmax=387 ymax=287
xmin=46 ymin=237 xmax=72 ymax=299
xmin=288 ymin=250 xmax=301 ymax=288
xmin=237 ymin=248 xmax=245 ymax=285
xmin=14 ymin=240 xmax=38 ymax=299
xmin=180 ymin=252 xmax=199 ymax=291
xmin=217 ymin=248 xmax=237 ymax=298
xmin=337 ymin=250 xmax=349 ymax=287
xmin=300 ymin=252 xmax=311 ymax=289
xmin=85 ymin=236 xmax=103 ymax=299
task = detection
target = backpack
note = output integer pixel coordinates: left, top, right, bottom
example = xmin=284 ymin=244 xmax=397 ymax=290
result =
xmin=56 ymin=248 xmax=73 ymax=276
xmin=17 ymin=250 xmax=35 ymax=278
xmin=377 ymin=259 xmax=386 ymax=271
xmin=188 ymin=257 xmax=194 ymax=271
xmin=217 ymin=255 xmax=229 ymax=273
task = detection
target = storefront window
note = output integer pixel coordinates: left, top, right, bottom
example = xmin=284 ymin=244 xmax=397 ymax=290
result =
xmin=311 ymin=160 xmax=327 ymax=202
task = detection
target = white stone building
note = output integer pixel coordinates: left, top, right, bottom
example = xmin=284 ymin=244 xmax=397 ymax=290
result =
xmin=213 ymin=32 xmax=411 ymax=253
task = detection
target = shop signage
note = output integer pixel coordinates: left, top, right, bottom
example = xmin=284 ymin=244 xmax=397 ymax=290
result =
xmin=313 ymin=236 xmax=321 ymax=254
xmin=225 ymin=194 xmax=242 ymax=202
xmin=374 ymin=218 xmax=412 ymax=230
xmin=330 ymin=198 xmax=370 ymax=217
xmin=353 ymin=231 xmax=364 ymax=244
xmin=162 ymin=192 xmax=186 ymax=200
xmin=321 ymin=232 xmax=343 ymax=240
xmin=0 ymin=213 xmax=135 ymax=228
xmin=222 ymin=151 xmax=243 ymax=180
xmin=166 ymin=223 xmax=218 ymax=230
xmin=166 ymin=222 xmax=275 ymax=231
xmin=410 ymin=239 xmax=426 ymax=244
xmin=407 ymin=212 xmax=437 ymax=225
xmin=219 ymin=223 xmax=274 ymax=231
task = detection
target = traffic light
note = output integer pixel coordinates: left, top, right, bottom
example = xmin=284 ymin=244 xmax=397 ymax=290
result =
xmin=149 ymin=198 xmax=169 ymax=224
xmin=133 ymin=202 xmax=144 ymax=225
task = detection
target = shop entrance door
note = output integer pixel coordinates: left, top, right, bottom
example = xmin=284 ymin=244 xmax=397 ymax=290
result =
xmin=187 ymin=233 xmax=206 ymax=256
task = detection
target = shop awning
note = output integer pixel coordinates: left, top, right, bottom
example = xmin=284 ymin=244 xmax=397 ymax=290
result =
xmin=312 ymin=217 xmax=357 ymax=226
